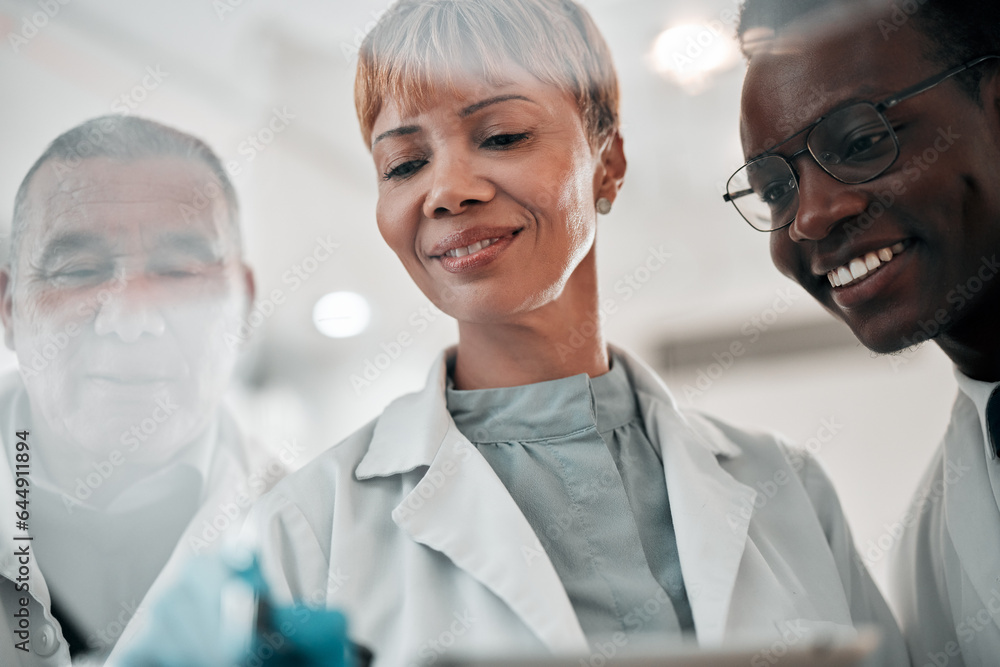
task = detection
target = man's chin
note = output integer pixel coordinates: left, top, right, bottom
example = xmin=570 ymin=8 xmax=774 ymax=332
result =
xmin=844 ymin=317 xmax=936 ymax=356
xmin=70 ymin=414 xmax=204 ymax=461
xmin=76 ymin=432 xmax=194 ymax=466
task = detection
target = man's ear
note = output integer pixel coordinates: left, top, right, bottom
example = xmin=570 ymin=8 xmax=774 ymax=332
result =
xmin=594 ymin=130 xmax=627 ymax=207
xmin=0 ymin=269 xmax=15 ymax=351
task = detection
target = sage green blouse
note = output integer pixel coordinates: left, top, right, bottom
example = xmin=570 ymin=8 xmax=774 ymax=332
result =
xmin=445 ymin=354 xmax=694 ymax=640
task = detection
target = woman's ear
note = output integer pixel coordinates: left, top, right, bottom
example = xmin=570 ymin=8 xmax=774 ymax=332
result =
xmin=594 ymin=130 xmax=627 ymax=206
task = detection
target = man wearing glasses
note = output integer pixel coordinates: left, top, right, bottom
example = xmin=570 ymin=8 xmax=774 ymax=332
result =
xmin=725 ymin=0 xmax=1000 ymax=663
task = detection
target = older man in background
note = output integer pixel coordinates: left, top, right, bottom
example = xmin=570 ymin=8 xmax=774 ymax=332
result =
xmin=0 ymin=115 xmax=262 ymax=664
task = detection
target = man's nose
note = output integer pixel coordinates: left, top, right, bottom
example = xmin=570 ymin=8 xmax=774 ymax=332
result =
xmin=422 ymin=151 xmax=496 ymax=218
xmin=93 ymin=274 xmax=166 ymax=342
xmin=788 ymin=161 xmax=870 ymax=242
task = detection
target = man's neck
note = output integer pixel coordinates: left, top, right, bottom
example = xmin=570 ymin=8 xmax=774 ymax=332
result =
xmin=937 ymin=301 xmax=1000 ymax=382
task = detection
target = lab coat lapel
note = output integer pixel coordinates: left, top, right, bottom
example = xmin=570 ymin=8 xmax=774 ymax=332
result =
xmin=360 ymin=350 xmax=587 ymax=653
xmin=617 ymin=348 xmax=757 ymax=645
xmin=390 ymin=424 xmax=588 ymax=653
xmin=943 ymin=394 xmax=1000 ymax=633
xmin=392 ymin=427 xmax=587 ymax=652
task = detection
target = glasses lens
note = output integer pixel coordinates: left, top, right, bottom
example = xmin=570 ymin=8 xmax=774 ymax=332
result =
xmin=727 ymin=156 xmax=798 ymax=231
xmin=808 ymin=103 xmax=898 ymax=183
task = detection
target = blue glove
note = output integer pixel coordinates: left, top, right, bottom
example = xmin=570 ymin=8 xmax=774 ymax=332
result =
xmin=115 ymin=549 xmax=369 ymax=667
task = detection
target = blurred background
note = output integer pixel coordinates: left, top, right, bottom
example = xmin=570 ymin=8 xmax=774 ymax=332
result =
xmin=0 ymin=0 xmax=955 ymax=591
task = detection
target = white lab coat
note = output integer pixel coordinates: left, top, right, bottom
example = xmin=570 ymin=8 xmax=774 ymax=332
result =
xmin=248 ymin=346 xmax=907 ymax=665
xmin=890 ymin=372 xmax=1000 ymax=667
xmin=0 ymin=371 xmax=270 ymax=667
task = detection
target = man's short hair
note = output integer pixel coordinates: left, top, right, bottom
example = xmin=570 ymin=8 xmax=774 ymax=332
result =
xmin=354 ymin=0 xmax=620 ymax=149
xmin=737 ymin=0 xmax=1000 ymax=100
xmin=11 ymin=115 xmax=241 ymax=269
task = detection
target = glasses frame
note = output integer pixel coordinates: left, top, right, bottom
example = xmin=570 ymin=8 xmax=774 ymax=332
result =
xmin=724 ymin=54 xmax=1000 ymax=232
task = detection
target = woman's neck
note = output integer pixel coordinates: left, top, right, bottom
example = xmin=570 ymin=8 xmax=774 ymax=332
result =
xmin=452 ymin=256 xmax=609 ymax=390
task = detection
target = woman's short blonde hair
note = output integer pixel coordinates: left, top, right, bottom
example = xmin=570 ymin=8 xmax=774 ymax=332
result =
xmin=355 ymin=0 xmax=620 ymax=149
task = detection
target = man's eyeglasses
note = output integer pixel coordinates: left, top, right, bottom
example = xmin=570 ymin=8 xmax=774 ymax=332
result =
xmin=723 ymin=55 xmax=1000 ymax=232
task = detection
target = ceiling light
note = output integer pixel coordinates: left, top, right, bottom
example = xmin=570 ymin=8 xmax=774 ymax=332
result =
xmin=649 ymin=22 xmax=741 ymax=94
xmin=313 ymin=291 xmax=371 ymax=339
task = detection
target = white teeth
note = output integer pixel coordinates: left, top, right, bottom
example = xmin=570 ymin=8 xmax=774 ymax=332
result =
xmin=444 ymin=237 xmax=500 ymax=258
xmin=826 ymin=242 xmax=906 ymax=288
xmin=849 ymin=258 xmax=869 ymax=280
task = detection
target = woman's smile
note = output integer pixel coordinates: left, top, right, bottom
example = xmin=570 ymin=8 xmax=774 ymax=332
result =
xmin=430 ymin=226 xmax=524 ymax=274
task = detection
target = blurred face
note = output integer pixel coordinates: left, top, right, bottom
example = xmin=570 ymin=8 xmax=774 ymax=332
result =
xmin=1 ymin=156 xmax=252 ymax=463
xmin=741 ymin=18 xmax=1000 ymax=353
xmin=370 ymin=64 xmax=618 ymax=324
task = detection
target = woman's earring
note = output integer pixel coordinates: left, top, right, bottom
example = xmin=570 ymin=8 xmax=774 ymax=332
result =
xmin=596 ymin=197 xmax=612 ymax=215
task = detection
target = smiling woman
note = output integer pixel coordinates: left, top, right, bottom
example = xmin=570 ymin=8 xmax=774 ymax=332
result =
xmin=236 ymin=0 xmax=910 ymax=663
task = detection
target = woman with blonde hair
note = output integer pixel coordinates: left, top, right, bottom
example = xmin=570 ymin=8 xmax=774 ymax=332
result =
xmin=238 ymin=0 xmax=907 ymax=663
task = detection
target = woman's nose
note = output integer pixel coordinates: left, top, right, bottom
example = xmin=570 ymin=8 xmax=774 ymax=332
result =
xmin=422 ymin=152 xmax=496 ymax=218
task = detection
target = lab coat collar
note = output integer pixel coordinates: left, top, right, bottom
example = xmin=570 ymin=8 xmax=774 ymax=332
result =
xmin=356 ymin=345 xmax=742 ymax=481
xmin=356 ymin=345 xmax=755 ymax=647
xmin=355 ymin=348 xmax=454 ymax=480
xmin=944 ymin=370 xmax=1000 ymax=626
xmin=953 ymin=368 xmax=1000 ymax=462
xmin=609 ymin=345 xmax=741 ymax=459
